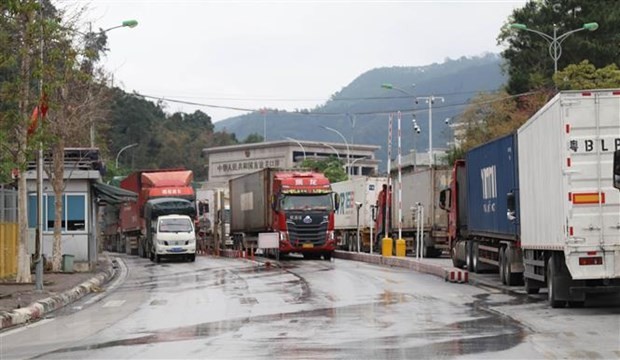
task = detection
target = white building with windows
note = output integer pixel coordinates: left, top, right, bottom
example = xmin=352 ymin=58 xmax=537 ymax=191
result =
xmin=202 ymin=140 xmax=381 ymax=188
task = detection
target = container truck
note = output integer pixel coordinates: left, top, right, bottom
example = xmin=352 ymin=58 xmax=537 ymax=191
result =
xmin=119 ymin=169 xmax=195 ymax=257
xmin=440 ymin=90 xmax=620 ymax=307
xmin=144 ymin=197 xmax=197 ymax=262
xmin=331 ymin=177 xmax=386 ymax=252
xmin=229 ymin=168 xmax=339 ymax=260
xmin=196 ymin=187 xmax=231 ymax=249
xmin=515 ymin=90 xmax=620 ymax=307
xmin=390 ymin=167 xmax=450 ymax=257
xmin=440 ymin=134 xmax=521 ymax=283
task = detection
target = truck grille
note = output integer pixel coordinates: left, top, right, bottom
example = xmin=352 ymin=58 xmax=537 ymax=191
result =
xmin=285 ymin=212 xmax=328 ymax=246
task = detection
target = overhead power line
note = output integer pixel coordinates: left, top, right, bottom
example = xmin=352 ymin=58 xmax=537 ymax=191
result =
xmin=135 ymin=90 xmax=542 ymax=118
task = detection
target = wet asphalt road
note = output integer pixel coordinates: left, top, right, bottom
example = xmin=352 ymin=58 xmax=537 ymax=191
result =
xmin=1 ymin=254 xmax=618 ymax=359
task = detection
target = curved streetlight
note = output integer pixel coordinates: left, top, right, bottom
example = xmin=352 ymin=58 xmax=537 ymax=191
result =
xmin=510 ymin=22 xmax=598 ymax=73
xmin=284 ymin=137 xmax=306 ymax=162
xmin=87 ymin=20 xmax=139 ymax=148
xmin=320 ymin=142 xmax=341 ymax=160
xmin=349 ymin=156 xmax=368 ymax=177
xmin=320 ymin=125 xmax=350 ymax=180
xmin=115 ymin=143 xmax=138 ymax=168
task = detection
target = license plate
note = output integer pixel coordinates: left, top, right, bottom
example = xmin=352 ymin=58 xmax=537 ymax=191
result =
xmin=302 ymin=243 xmax=314 ymax=248
xmin=170 ymin=247 xmax=183 ymax=252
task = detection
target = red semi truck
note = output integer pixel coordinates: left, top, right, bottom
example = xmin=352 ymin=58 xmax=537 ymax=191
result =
xmin=119 ymin=169 xmax=195 ymax=257
xmin=229 ymin=168 xmax=339 ymax=260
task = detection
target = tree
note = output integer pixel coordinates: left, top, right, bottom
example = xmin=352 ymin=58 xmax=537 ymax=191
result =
xmin=0 ymin=0 xmax=42 ymax=282
xmin=553 ymin=60 xmax=620 ymax=90
xmin=455 ymin=90 xmax=552 ymax=152
xmin=243 ymin=133 xmax=264 ymax=144
xmin=498 ymin=0 xmax=620 ymax=94
xmin=41 ymin=12 xmax=110 ymax=271
xmin=300 ymin=157 xmax=348 ymax=183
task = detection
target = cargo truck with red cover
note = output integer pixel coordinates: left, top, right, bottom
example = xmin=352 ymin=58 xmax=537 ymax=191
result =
xmin=229 ymin=168 xmax=339 ymax=260
xmin=119 ymin=169 xmax=195 ymax=257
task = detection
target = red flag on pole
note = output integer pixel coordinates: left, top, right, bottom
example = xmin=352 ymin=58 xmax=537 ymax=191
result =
xmin=27 ymin=93 xmax=48 ymax=137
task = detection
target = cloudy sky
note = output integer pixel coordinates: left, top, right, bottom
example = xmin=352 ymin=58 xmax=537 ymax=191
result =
xmin=68 ymin=0 xmax=527 ymax=122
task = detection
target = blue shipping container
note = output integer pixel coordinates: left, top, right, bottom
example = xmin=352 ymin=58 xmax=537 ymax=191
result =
xmin=465 ymin=133 xmax=519 ymax=239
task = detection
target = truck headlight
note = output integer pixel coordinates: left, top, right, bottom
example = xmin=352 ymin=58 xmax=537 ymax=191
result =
xmin=327 ymin=231 xmax=335 ymax=241
xmin=279 ymin=231 xmax=287 ymax=241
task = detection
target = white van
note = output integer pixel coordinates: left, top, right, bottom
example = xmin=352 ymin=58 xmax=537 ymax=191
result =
xmin=152 ymin=214 xmax=196 ymax=262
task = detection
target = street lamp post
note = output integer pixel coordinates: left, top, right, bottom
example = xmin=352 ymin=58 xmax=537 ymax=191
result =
xmin=86 ymin=20 xmax=138 ymax=148
xmin=320 ymin=142 xmax=340 ymax=160
xmin=510 ymin=22 xmax=598 ymax=73
xmin=349 ymin=156 xmax=368 ymax=177
xmin=260 ymin=108 xmax=267 ymax=142
xmin=115 ymin=143 xmax=138 ymax=168
xmin=320 ymin=125 xmax=350 ymax=179
xmin=284 ymin=137 xmax=306 ymax=162
xmin=355 ymin=202 xmax=363 ymax=252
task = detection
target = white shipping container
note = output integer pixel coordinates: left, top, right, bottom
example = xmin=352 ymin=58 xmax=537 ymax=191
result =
xmin=391 ymin=168 xmax=450 ymax=231
xmin=518 ymin=90 xmax=620 ymax=280
xmin=332 ymin=177 xmax=386 ymax=230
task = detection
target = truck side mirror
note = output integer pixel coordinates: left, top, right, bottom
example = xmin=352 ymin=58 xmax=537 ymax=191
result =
xmin=271 ymin=195 xmax=277 ymax=211
xmin=438 ymin=188 xmax=451 ymax=211
xmin=614 ymin=150 xmax=620 ymax=190
xmin=506 ymin=191 xmax=516 ymax=222
xmin=333 ymin=192 xmax=340 ymax=211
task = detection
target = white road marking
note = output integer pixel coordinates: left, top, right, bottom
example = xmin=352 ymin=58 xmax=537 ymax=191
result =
xmin=102 ymin=300 xmax=126 ymax=308
xmin=0 ymin=318 xmax=55 ymax=338
xmin=83 ymin=293 xmax=105 ymax=306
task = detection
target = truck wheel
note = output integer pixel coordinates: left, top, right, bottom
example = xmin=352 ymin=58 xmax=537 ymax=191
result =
xmin=323 ymin=252 xmax=332 ymax=261
xmin=499 ymin=247 xmax=506 ymax=285
xmin=505 ymin=247 xmax=523 ymax=286
xmin=189 ymin=254 xmax=196 ymax=262
xmin=149 ymin=248 xmax=155 ymax=261
xmin=465 ymin=241 xmax=474 ymax=272
xmin=155 ymin=254 xmax=161 ymax=263
xmin=547 ymin=256 xmax=566 ymax=308
xmin=524 ymin=277 xmax=540 ymax=294
xmin=472 ymin=242 xmax=480 ymax=273
xmin=451 ymin=244 xmax=465 ymax=268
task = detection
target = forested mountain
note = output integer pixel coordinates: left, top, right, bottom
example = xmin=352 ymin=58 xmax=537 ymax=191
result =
xmin=214 ymin=54 xmax=506 ymax=170
xmin=103 ymin=88 xmax=238 ymax=180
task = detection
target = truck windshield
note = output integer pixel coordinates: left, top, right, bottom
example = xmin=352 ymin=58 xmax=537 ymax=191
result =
xmin=281 ymin=194 xmax=332 ymax=210
xmin=159 ymin=218 xmax=193 ymax=233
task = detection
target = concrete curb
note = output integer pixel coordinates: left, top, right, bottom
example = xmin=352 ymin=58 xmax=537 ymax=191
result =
xmin=0 ymin=258 xmax=115 ymax=331
xmin=218 ymin=248 xmax=467 ymax=282
xmin=333 ymin=250 xmax=468 ymax=283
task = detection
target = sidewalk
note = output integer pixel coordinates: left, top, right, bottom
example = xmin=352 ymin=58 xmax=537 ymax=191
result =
xmin=0 ymin=255 xmax=115 ymax=331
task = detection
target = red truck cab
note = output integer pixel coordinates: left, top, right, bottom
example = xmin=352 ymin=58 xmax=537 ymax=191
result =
xmin=273 ymin=171 xmax=338 ymax=259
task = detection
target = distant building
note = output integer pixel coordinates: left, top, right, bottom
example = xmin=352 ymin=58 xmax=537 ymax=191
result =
xmin=202 ymin=140 xmax=381 ymax=188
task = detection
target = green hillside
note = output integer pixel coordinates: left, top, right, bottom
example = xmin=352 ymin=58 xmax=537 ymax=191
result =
xmin=214 ymin=54 xmax=506 ymax=170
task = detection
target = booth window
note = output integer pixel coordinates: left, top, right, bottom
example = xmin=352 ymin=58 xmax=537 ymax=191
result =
xmin=28 ymin=193 xmax=87 ymax=232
